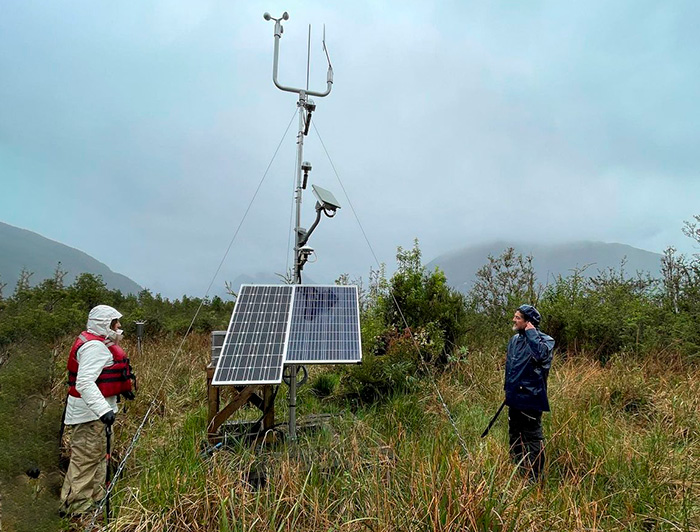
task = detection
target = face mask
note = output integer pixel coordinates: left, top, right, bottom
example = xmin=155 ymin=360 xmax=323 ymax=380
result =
xmin=107 ymin=328 xmax=124 ymax=341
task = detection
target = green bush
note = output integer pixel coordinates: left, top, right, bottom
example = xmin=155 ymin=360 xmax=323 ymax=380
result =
xmin=341 ymin=240 xmax=467 ymax=402
xmin=310 ymin=372 xmax=340 ymax=398
xmin=539 ymin=265 xmax=658 ymax=362
xmin=379 ymin=240 xmax=468 ymax=361
xmin=0 ymin=271 xmax=234 ymax=348
xmin=464 ymin=247 xmax=538 ymax=349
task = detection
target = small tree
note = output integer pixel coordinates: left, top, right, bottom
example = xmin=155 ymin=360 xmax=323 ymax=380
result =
xmin=464 ymin=248 xmax=538 ymax=346
xmin=69 ymin=273 xmax=111 ymax=312
xmin=661 ymin=247 xmax=683 ymax=314
xmin=540 ymin=261 xmax=657 ymax=361
xmin=14 ymin=268 xmax=33 ymax=296
xmin=655 ymin=215 xmax=700 ymax=360
xmin=469 ymin=248 xmax=537 ymax=321
xmin=380 ymin=239 xmax=468 ymax=360
xmin=343 ymin=240 xmax=468 ymax=402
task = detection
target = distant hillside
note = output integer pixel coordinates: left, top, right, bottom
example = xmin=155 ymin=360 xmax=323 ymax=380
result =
xmin=0 ymin=222 xmax=142 ymax=295
xmin=427 ymin=241 xmax=662 ymax=294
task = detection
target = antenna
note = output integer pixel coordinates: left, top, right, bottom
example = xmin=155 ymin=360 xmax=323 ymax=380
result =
xmin=264 ymin=11 xmax=338 ymax=440
xmin=306 ymin=24 xmax=311 ymax=91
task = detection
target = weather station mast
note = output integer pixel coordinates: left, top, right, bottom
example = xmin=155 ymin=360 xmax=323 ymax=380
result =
xmin=207 ymin=12 xmax=355 ymax=446
xmin=264 ymin=11 xmax=342 ymax=440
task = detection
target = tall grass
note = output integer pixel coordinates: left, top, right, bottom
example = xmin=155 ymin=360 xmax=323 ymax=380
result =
xmin=53 ymin=335 xmax=698 ymax=532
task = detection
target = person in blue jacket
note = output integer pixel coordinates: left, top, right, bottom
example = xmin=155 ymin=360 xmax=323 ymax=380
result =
xmin=505 ymin=304 xmax=555 ymax=481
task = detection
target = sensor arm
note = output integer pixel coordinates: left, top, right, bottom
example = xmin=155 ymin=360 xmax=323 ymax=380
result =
xmin=299 ymin=203 xmax=324 ymax=246
xmin=267 ymin=13 xmax=333 ymax=97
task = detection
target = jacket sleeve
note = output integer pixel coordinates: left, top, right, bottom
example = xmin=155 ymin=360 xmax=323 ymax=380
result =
xmin=75 ymin=341 xmax=114 ymax=418
xmin=504 ymin=336 xmax=514 ymax=390
xmin=524 ymin=329 xmax=554 ymax=367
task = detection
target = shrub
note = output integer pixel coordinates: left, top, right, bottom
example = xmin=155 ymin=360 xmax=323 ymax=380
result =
xmin=464 ymin=247 xmax=539 ymax=348
xmin=0 ymin=271 xmax=234 ymax=348
xmin=540 ymin=264 xmax=659 ymax=362
xmin=310 ymin=372 xmax=340 ymax=398
xmin=341 ymin=241 xmax=468 ymax=403
xmin=379 ymin=240 xmax=468 ymax=361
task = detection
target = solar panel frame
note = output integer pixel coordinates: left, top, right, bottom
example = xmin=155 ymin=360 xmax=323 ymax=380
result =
xmin=212 ymin=284 xmax=295 ymax=386
xmin=212 ymin=284 xmax=362 ymax=386
xmin=285 ymin=285 xmax=362 ymax=364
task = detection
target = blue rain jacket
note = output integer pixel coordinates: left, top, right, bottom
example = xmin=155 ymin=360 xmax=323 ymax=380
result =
xmin=505 ymin=328 xmax=555 ymax=412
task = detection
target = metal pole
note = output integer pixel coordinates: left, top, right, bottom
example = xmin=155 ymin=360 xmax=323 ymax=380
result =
xmin=294 ymin=92 xmax=306 ymax=286
xmin=289 ymin=92 xmax=307 ymax=441
xmin=265 ymin=12 xmax=334 ymax=443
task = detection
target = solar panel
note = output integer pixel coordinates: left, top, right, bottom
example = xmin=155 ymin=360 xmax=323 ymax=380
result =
xmin=212 ymin=285 xmax=294 ymax=385
xmin=212 ymin=284 xmax=361 ymax=385
xmin=286 ymin=285 xmax=362 ymax=364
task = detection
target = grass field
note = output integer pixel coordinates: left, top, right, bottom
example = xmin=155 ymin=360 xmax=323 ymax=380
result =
xmin=43 ymin=333 xmax=698 ymax=532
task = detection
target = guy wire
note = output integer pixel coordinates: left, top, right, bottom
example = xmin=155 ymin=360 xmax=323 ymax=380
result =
xmin=312 ymin=121 xmax=470 ymax=457
xmin=85 ymin=108 xmax=299 ymax=531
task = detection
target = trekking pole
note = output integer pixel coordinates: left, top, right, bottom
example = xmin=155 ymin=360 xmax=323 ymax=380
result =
xmin=58 ymin=395 xmax=68 ymax=466
xmin=105 ymin=425 xmax=112 ymax=523
xmin=481 ymin=400 xmax=506 ymax=438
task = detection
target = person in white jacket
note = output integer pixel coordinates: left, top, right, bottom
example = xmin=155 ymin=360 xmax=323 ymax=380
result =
xmin=59 ymin=305 xmax=128 ymax=517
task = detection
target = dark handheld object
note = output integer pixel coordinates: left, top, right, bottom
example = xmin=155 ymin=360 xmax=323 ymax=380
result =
xmin=105 ymin=425 xmax=112 ymax=522
xmin=100 ymin=410 xmax=116 ymax=426
xmin=481 ymin=400 xmax=506 ymax=438
xmin=59 ymin=395 xmax=69 ymax=465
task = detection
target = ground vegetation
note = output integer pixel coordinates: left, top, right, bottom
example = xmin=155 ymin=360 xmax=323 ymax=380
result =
xmin=1 ymin=219 xmax=699 ymax=531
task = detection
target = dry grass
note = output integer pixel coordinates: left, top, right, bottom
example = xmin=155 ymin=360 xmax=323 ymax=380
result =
xmin=57 ymin=335 xmax=699 ymax=532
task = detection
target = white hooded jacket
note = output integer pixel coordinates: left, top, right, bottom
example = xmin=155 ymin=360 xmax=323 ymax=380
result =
xmin=64 ymin=305 xmax=122 ymax=425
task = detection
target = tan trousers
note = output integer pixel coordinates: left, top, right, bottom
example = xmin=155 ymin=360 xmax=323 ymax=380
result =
xmin=59 ymin=420 xmax=108 ymax=515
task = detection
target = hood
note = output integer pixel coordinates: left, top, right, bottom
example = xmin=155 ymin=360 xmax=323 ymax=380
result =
xmin=517 ymin=304 xmax=541 ymax=327
xmin=86 ymin=305 xmax=122 ymax=338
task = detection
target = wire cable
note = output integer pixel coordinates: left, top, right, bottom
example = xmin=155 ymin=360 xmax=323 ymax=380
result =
xmin=84 ymin=108 xmax=299 ymax=531
xmin=312 ymin=121 xmax=471 ymax=457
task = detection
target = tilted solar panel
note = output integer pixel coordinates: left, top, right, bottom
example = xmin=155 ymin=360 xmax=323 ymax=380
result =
xmin=286 ymin=285 xmax=362 ymax=363
xmin=212 ymin=285 xmax=294 ymax=385
xmin=212 ymin=284 xmax=362 ymax=385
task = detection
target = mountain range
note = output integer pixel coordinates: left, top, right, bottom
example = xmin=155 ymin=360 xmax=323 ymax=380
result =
xmin=1 ymin=221 xmax=664 ymax=298
xmin=427 ymin=240 xmax=662 ymax=294
xmin=0 ymin=222 xmax=142 ymax=295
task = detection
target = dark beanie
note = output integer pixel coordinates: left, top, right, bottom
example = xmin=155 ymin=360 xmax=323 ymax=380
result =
xmin=517 ymin=304 xmax=541 ymax=326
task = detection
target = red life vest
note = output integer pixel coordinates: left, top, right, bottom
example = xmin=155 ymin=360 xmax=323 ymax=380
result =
xmin=67 ymin=331 xmax=136 ymax=398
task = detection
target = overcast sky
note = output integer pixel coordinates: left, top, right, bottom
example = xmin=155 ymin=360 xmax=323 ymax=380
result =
xmin=2 ymin=1 xmax=699 ymax=298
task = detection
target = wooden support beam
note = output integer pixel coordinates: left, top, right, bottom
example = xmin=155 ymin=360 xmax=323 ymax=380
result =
xmin=207 ymin=386 xmax=256 ymax=439
xmin=262 ymin=385 xmax=275 ymax=432
xmin=206 ymin=362 xmax=276 ymax=444
xmin=238 ymin=387 xmax=264 ymax=410
xmin=206 ymin=367 xmax=220 ymax=431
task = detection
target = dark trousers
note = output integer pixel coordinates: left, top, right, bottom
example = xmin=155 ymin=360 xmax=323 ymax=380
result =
xmin=508 ymin=407 xmax=545 ymax=481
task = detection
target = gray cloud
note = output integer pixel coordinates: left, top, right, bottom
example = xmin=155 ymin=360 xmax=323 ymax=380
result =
xmin=1 ymin=1 xmax=698 ymax=298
